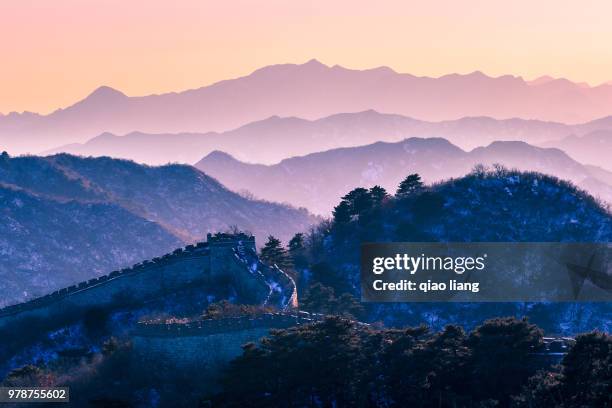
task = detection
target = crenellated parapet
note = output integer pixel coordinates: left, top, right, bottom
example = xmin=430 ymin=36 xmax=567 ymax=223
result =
xmin=207 ymin=232 xmax=256 ymax=250
xmin=0 ymin=233 xmax=298 ymax=330
xmin=0 ymin=245 xmax=207 ymax=321
xmin=0 ymin=241 xmax=211 ymax=321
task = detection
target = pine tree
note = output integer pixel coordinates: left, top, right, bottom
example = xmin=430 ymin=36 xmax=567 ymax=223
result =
xmin=369 ymin=185 xmax=388 ymax=206
xmin=288 ymin=233 xmax=305 ymax=253
xmin=333 ymin=200 xmax=352 ymax=224
xmin=0 ymin=151 xmax=9 ymax=166
xmin=396 ymin=174 xmax=423 ymax=198
xmin=260 ymin=235 xmax=292 ymax=269
xmin=288 ymin=233 xmax=307 ymax=269
xmin=301 ymin=283 xmax=364 ymax=319
xmin=342 ymin=187 xmax=372 ymax=214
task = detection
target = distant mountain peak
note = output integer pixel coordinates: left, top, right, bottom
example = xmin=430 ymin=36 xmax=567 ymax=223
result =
xmin=528 ymin=75 xmax=591 ymax=88
xmin=371 ymin=65 xmax=396 ymax=74
xmin=468 ymin=70 xmax=487 ymax=78
xmin=402 ymin=136 xmax=459 ymax=148
xmin=86 ymin=86 xmax=127 ymax=100
xmin=203 ymin=150 xmax=237 ymax=162
xmin=528 ymin=75 xmax=556 ymax=86
xmin=89 ymin=131 xmax=119 ymax=141
xmin=304 ymin=58 xmax=325 ymax=67
xmin=486 ymin=140 xmax=532 ymax=148
xmin=251 ymin=58 xmax=329 ymax=77
xmin=5 ymin=61 xmax=612 ymax=155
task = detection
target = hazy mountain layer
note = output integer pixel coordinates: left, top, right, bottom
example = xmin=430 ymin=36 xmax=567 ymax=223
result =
xmin=0 ymin=153 xmax=315 ymax=242
xmin=541 ymin=130 xmax=612 ymax=171
xmin=4 ymin=59 xmax=612 ymax=154
xmin=195 ymin=138 xmax=612 ymax=215
xmin=44 ymin=110 xmax=612 ymax=165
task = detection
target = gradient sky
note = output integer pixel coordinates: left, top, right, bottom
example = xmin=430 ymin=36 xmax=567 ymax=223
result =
xmin=2 ymin=0 xmax=611 ymax=114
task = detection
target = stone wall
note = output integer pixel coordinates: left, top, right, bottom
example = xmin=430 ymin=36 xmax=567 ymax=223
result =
xmin=229 ymin=240 xmax=299 ymax=310
xmin=0 ymin=244 xmax=211 ymax=328
xmin=132 ymin=313 xmax=320 ymax=376
xmin=0 ymin=233 xmax=296 ymax=330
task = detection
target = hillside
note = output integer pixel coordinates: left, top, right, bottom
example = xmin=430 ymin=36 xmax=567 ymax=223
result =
xmin=43 ymin=110 xmax=612 ymax=165
xmin=0 ymin=153 xmax=316 ymax=304
xmin=293 ymin=169 xmax=612 ymax=333
xmin=195 ymin=138 xmax=612 ymax=215
xmin=0 ymin=184 xmax=181 ymax=307
xmin=4 ymin=60 xmax=612 ymax=154
xmin=0 ymin=153 xmax=315 ymax=243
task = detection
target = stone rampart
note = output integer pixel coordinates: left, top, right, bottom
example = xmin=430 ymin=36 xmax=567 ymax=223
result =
xmin=0 ymin=243 xmax=211 ymax=328
xmin=0 ymin=233 xmax=297 ymax=330
xmin=132 ymin=312 xmax=321 ymax=377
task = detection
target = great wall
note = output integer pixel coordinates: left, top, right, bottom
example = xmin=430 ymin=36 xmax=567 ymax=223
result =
xmin=133 ymin=312 xmax=322 ymax=371
xmin=0 ymin=232 xmax=575 ymax=380
xmin=0 ymin=233 xmax=297 ymax=331
xmin=0 ymin=232 xmax=310 ymax=381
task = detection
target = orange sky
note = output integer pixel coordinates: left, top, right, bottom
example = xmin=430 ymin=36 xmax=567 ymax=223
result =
xmin=1 ymin=0 xmax=611 ymax=114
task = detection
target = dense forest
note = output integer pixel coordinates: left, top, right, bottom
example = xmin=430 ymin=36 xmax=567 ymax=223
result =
xmin=213 ymin=317 xmax=610 ymax=407
xmin=266 ymin=167 xmax=612 ymax=332
xmin=6 ymin=316 xmax=609 ymax=407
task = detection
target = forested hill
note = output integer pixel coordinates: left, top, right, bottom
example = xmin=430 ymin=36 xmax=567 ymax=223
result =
xmin=0 ymin=152 xmax=316 ymax=305
xmin=196 ymin=138 xmax=612 ymax=215
xmin=291 ymin=168 xmax=611 ymax=333
xmin=0 ymin=152 xmax=315 ymax=243
xmin=0 ymin=184 xmax=181 ymax=306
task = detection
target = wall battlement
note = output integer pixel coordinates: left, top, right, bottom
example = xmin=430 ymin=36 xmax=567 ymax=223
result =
xmin=0 ymin=242 xmax=210 ymax=319
xmin=0 ymin=233 xmax=298 ymax=329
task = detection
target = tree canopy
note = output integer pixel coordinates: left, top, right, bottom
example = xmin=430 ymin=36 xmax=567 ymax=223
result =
xmin=396 ymin=173 xmax=423 ymax=198
xmin=259 ymin=235 xmax=293 ymax=270
xmin=211 ymin=317 xmax=610 ymax=408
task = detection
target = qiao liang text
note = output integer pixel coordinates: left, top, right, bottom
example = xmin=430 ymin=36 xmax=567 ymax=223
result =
xmin=372 ymin=279 xmax=480 ymax=293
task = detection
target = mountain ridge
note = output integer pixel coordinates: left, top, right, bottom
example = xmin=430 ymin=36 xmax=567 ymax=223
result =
xmin=195 ymin=137 xmax=612 ymax=215
xmin=540 ymin=130 xmax=612 ymax=171
xmin=4 ymin=60 xmax=612 ymax=154
xmin=0 ymin=153 xmax=317 ymax=304
xmin=42 ymin=110 xmax=612 ymax=167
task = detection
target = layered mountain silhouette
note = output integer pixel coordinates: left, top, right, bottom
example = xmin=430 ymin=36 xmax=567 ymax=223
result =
xmin=43 ymin=110 xmax=612 ymax=166
xmin=0 ymin=152 xmax=316 ymax=305
xmin=541 ymin=130 xmax=612 ymax=171
xmin=195 ymin=138 xmax=612 ymax=215
xmin=4 ymin=59 xmax=612 ymax=154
